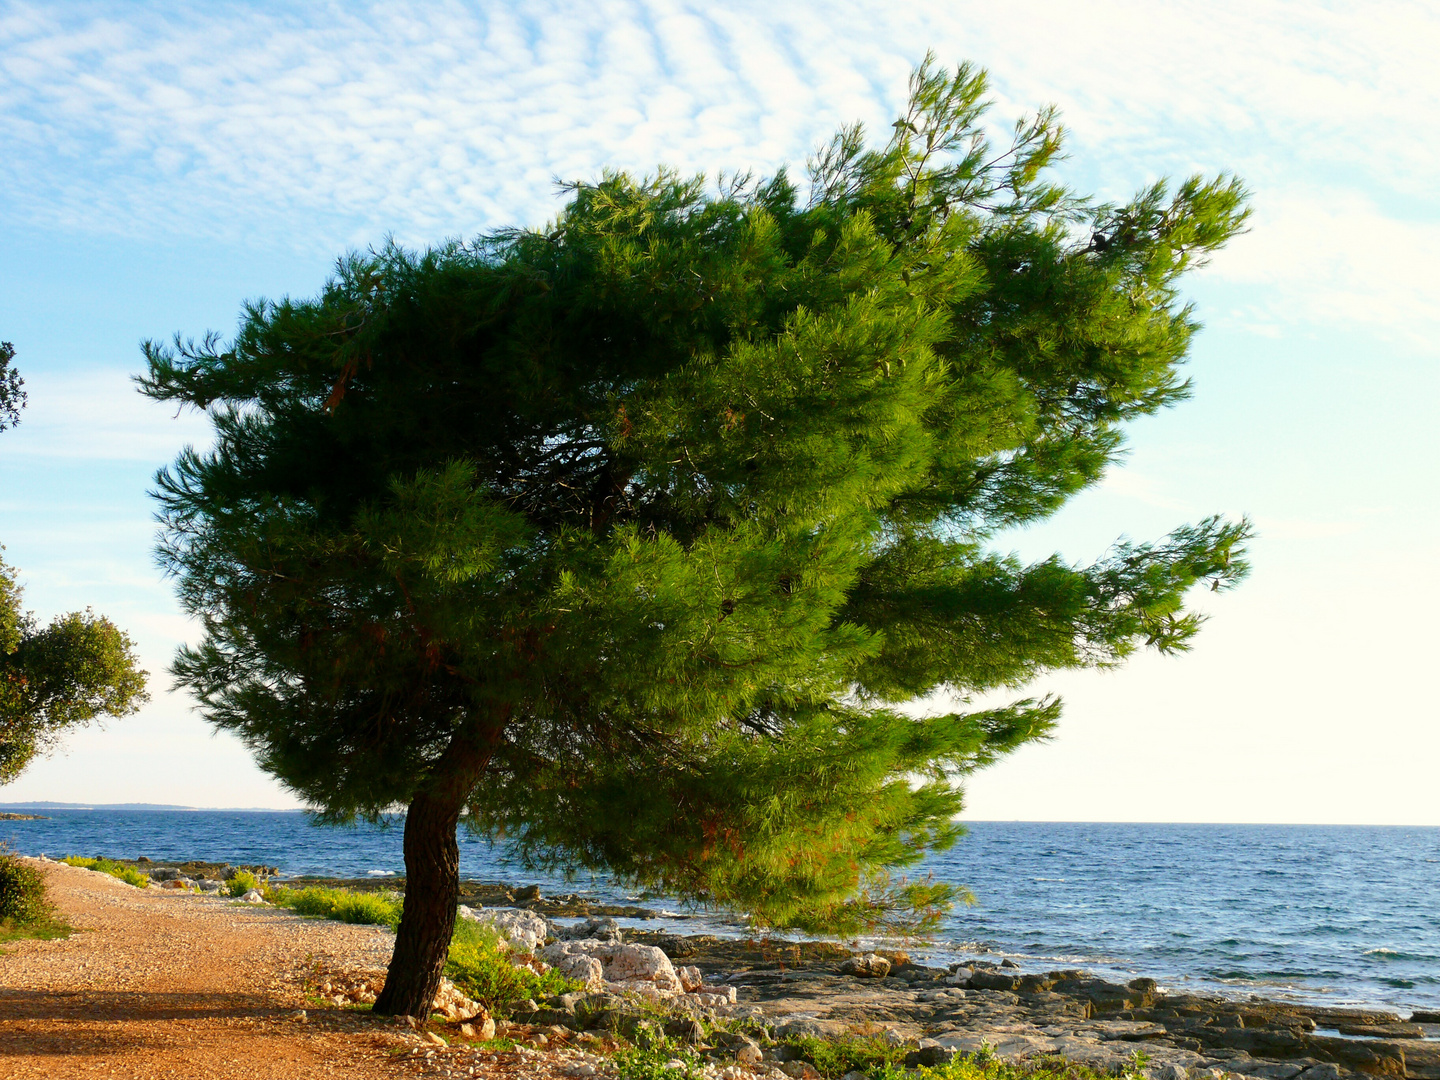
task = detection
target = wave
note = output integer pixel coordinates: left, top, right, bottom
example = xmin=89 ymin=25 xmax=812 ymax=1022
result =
xmin=1362 ymin=948 xmax=1437 ymax=962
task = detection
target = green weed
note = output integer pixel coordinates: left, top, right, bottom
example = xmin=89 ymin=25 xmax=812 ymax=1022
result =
xmin=611 ymin=1043 xmax=707 ymax=1080
xmin=444 ymin=916 xmax=581 ymax=1012
xmin=843 ymin=1052 xmax=1146 ymax=1080
xmin=784 ymin=1034 xmax=910 ymax=1078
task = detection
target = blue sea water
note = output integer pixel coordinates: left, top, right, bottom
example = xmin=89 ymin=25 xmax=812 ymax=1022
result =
xmin=4 ymin=812 xmax=1437 ymax=1015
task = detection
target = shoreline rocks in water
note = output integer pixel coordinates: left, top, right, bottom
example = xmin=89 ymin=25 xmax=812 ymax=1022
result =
xmin=519 ymin=928 xmax=1439 ymax=1080
xmin=438 ymin=907 xmax=1439 ymax=1080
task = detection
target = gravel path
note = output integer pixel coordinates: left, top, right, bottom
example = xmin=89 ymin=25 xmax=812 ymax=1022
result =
xmin=0 ymin=857 xmax=407 ymax=1078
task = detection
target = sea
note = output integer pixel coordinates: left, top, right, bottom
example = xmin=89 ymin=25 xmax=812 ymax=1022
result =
xmin=4 ymin=811 xmax=1437 ymax=1017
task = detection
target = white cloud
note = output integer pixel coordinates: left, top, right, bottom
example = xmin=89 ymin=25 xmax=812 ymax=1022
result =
xmin=1206 ymin=190 xmax=1440 ymax=346
xmin=0 ymin=3 xmax=1427 ymax=225
xmin=0 ymin=365 xmax=211 ymax=463
xmin=2 ymin=0 xmax=1435 ymax=348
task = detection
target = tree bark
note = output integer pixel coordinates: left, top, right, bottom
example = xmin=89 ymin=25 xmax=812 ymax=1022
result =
xmin=373 ymin=733 xmax=492 ymax=1017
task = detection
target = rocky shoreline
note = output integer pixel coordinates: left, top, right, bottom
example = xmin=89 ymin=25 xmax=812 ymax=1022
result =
xmin=619 ymin=932 xmax=1440 ymax=1080
xmin=44 ymin=857 xmax=1440 ymax=1080
xmin=454 ymin=907 xmax=1440 ymax=1080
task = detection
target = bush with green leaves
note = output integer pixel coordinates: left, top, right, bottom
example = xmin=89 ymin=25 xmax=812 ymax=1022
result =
xmin=443 ymin=915 xmax=582 ymax=1012
xmin=61 ymin=855 xmax=150 ymax=889
xmin=267 ymin=884 xmax=403 ymax=927
xmin=225 ymin=868 xmax=261 ymax=897
xmin=0 ymin=847 xmax=48 ymax=923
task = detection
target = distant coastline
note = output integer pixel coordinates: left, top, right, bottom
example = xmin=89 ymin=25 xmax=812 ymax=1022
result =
xmin=0 ymin=802 xmax=303 ymax=812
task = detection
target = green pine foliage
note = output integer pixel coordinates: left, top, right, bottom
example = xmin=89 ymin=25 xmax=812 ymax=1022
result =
xmin=138 ymin=57 xmax=1250 ymax=939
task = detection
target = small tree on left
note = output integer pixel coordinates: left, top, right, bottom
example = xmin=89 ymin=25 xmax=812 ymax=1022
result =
xmin=0 ymin=342 xmax=150 ymax=783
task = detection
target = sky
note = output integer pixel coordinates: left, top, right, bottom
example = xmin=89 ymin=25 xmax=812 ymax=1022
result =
xmin=0 ymin=0 xmax=1436 ymax=822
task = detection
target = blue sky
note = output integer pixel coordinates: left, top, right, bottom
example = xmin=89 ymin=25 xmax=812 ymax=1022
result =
xmin=1 ymin=1 xmax=1436 ymax=821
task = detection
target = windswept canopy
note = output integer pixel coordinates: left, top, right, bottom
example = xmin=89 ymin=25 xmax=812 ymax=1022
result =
xmin=141 ymin=58 xmax=1250 ymax=936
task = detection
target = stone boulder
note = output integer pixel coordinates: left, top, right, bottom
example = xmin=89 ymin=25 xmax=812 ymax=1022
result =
xmin=839 ymin=953 xmax=892 ymax=979
xmin=431 ymin=976 xmax=485 ymax=1021
xmin=677 ymin=964 xmax=703 ymax=992
xmin=553 ymin=953 xmax=605 ymax=991
xmin=457 ymin=905 xmax=550 ymax=952
xmin=240 ymin=889 xmax=266 ymax=903
xmin=556 ymin=917 xmax=624 ymax=944
xmin=539 ymin=940 xmax=682 ymax=993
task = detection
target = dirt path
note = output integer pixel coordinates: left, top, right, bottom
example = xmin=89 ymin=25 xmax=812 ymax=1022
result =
xmin=0 ymin=857 xmax=408 ymax=1079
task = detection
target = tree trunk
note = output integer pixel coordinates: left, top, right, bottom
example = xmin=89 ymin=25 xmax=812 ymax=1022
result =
xmin=373 ymin=733 xmax=493 ymax=1018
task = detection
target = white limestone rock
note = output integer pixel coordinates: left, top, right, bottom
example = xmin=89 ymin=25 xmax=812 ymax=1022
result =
xmin=540 ymin=939 xmax=682 ymax=993
xmin=554 ymin=952 xmax=606 ymax=991
xmin=457 ymin=905 xmax=550 ymax=952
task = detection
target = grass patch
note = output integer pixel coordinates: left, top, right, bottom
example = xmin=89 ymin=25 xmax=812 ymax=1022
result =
xmin=444 ymin=915 xmax=582 ymax=1013
xmin=61 ymin=856 xmax=149 ymax=889
xmin=0 ymin=913 xmax=73 ymax=944
xmin=268 ymin=884 xmax=403 ymax=928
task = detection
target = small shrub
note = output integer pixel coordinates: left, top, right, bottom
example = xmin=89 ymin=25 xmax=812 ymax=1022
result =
xmin=0 ymin=849 xmax=49 ymax=923
xmin=62 ymin=856 xmax=149 ymax=889
xmin=450 ymin=914 xmax=506 ymax=952
xmin=445 ymin=919 xmax=582 ymax=1012
xmin=785 ymin=1034 xmax=909 ymax=1079
xmin=612 ymin=1043 xmax=707 ymax=1080
xmin=226 ymin=869 xmax=260 ymax=897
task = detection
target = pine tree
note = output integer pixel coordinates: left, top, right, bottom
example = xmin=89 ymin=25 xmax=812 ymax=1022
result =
xmin=139 ymin=58 xmax=1251 ymax=1018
